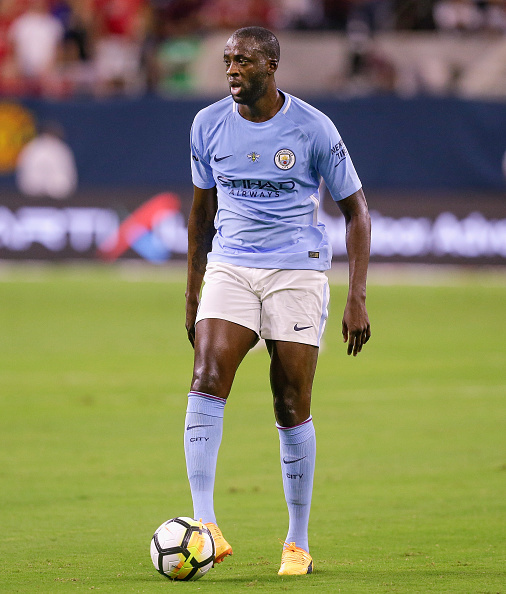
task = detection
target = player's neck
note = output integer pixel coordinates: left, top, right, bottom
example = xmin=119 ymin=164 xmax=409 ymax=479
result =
xmin=238 ymin=89 xmax=284 ymax=123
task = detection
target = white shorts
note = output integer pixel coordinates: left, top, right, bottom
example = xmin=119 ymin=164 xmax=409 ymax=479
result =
xmin=196 ymin=262 xmax=330 ymax=346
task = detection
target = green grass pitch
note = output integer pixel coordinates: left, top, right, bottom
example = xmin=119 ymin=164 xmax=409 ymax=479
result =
xmin=0 ymin=264 xmax=504 ymax=592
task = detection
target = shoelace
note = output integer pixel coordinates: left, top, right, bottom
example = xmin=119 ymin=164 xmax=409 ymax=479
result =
xmin=281 ymin=541 xmax=306 ymax=562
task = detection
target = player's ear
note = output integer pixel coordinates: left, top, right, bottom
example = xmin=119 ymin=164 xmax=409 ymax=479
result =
xmin=268 ymin=58 xmax=278 ymax=74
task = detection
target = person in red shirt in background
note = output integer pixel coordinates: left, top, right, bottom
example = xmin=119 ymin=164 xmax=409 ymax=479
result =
xmin=92 ymin=0 xmax=149 ymax=94
xmin=1 ymin=0 xmax=63 ymax=96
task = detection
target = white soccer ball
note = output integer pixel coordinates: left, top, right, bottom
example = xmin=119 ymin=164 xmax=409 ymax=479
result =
xmin=150 ymin=517 xmax=215 ymax=580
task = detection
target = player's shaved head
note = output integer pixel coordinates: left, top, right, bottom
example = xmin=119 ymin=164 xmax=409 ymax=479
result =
xmin=229 ymin=27 xmax=280 ymax=62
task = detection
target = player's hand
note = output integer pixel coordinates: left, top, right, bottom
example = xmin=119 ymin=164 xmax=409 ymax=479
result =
xmin=185 ymin=297 xmax=199 ymax=348
xmin=342 ymin=298 xmax=371 ymax=356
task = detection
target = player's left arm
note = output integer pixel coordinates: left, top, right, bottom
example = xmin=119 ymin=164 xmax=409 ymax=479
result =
xmin=337 ymin=187 xmax=371 ymax=356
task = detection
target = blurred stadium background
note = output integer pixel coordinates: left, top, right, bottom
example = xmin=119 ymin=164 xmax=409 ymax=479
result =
xmin=0 ymin=0 xmax=505 ymax=267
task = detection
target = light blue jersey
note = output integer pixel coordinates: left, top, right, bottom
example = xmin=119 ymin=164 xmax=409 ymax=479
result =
xmin=190 ymin=92 xmax=362 ymax=270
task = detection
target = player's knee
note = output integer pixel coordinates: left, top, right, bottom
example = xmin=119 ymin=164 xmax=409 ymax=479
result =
xmin=273 ymin=389 xmax=310 ymax=427
xmin=191 ymin=365 xmax=229 ymax=399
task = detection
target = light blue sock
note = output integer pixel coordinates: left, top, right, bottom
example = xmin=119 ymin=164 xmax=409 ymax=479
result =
xmin=184 ymin=391 xmax=226 ymax=524
xmin=277 ymin=417 xmax=316 ymax=553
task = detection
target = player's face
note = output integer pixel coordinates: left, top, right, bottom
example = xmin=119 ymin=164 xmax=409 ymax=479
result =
xmin=223 ymin=37 xmax=275 ymax=105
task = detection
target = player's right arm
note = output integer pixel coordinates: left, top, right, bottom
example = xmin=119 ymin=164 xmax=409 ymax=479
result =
xmin=185 ymin=184 xmax=218 ymax=347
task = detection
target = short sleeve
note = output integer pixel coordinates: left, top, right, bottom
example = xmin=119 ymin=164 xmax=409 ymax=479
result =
xmin=190 ymin=115 xmax=215 ymax=189
xmin=313 ymin=115 xmax=362 ymax=201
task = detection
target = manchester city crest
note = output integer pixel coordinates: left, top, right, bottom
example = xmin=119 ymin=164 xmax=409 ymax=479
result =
xmin=274 ymin=148 xmax=296 ymax=170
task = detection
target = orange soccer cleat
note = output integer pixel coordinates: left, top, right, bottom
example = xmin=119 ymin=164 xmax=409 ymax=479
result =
xmin=278 ymin=542 xmax=313 ymax=575
xmin=205 ymin=522 xmax=233 ymax=565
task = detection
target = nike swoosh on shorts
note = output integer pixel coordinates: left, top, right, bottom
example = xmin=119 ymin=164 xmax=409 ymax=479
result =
xmin=293 ymin=324 xmax=313 ymax=331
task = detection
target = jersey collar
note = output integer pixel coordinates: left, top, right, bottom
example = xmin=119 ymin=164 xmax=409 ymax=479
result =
xmin=231 ymin=91 xmax=292 ymax=117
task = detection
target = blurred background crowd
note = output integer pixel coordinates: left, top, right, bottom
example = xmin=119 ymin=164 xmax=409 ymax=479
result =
xmin=0 ymin=0 xmax=505 ymax=99
xmin=0 ymin=0 xmax=505 ymax=264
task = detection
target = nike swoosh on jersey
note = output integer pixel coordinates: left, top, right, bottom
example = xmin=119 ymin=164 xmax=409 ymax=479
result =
xmin=186 ymin=423 xmax=214 ymax=430
xmin=283 ymin=456 xmax=307 ymax=464
xmin=214 ymin=154 xmax=232 ymax=162
xmin=293 ymin=324 xmax=313 ymax=331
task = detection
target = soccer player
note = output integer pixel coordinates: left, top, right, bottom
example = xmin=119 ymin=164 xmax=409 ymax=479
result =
xmin=185 ymin=26 xmax=371 ymax=575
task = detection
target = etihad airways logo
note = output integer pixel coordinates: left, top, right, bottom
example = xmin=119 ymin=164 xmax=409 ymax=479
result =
xmin=217 ymin=176 xmax=295 ymax=198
